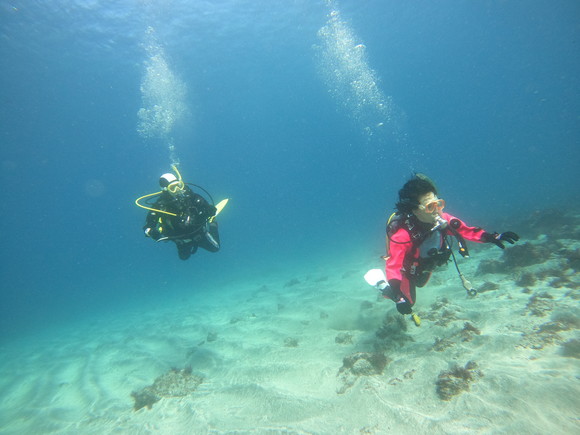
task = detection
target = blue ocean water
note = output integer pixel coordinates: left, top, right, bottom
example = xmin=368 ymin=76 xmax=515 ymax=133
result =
xmin=0 ymin=0 xmax=578 ymax=341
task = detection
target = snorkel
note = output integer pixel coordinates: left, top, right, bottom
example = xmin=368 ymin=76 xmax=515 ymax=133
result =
xmin=167 ymin=164 xmax=185 ymax=194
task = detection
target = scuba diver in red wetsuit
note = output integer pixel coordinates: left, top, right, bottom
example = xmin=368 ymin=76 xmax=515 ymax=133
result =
xmin=365 ymin=174 xmax=519 ymax=325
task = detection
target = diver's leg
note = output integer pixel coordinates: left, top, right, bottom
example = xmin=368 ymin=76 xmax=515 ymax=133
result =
xmin=199 ymin=222 xmax=220 ymax=253
xmin=176 ymin=240 xmax=194 ymax=260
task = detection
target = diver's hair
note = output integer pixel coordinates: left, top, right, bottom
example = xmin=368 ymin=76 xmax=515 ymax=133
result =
xmin=396 ymin=173 xmax=438 ymax=214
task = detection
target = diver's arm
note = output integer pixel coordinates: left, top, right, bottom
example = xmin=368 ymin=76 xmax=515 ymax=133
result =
xmin=385 ymin=228 xmax=411 ymax=282
xmin=143 ymin=197 xmax=165 ymax=240
xmin=440 ymin=212 xmax=486 ymax=242
xmin=188 ymin=193 xmax=217 ymax=222
xmin=440 ymin=212 xmax=519 ymax=248
xmin=385 ymin=229 xmax=415 ymax=312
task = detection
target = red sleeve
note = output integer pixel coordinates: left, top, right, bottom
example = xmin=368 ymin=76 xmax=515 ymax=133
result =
xmin=441 ymin=212 xmax=486 ymax=242
xmin=385 ymin=227 xmax=413 ymax=281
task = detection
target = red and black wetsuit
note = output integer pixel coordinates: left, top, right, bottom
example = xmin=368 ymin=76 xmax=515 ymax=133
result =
xmin=385 ymin=212 xmax=486 ymax=307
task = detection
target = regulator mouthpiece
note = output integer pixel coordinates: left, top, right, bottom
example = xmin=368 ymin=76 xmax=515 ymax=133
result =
xmin=431 ymin=215 xmax=448 ymax=232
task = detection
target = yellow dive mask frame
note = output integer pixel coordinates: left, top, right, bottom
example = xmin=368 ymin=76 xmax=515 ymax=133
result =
xmin=166 ymin=164 xmax=185 ymax=194
xmin=135 ymin=164 xmax=185 ymax=217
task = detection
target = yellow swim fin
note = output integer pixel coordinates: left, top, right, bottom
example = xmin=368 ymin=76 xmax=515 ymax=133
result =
xmin=210 ymin=198 xmax=229 ymax=222
xmin=411 ymin=313 xmax=421 ymax=327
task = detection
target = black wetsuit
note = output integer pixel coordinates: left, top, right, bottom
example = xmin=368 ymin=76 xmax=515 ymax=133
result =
xmin=144 ymin=186 xmax=220 ymax=260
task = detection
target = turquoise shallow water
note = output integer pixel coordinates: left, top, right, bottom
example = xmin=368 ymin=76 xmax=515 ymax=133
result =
xmin=1 ymin=214 xmax=579 ymax=433
xmin=2 ymin=0 xmax=579 ymax=336
xmin=1 ymin=1 xmax=579 ymax=432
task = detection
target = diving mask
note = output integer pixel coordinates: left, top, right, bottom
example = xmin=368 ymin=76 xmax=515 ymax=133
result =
xmin=160 ymin=165 xmax=185 ymax=194
xmin=167 ymin=180 xmax=185 ymax=194
xmin=418 ymin=198 xmax=445 ymax=213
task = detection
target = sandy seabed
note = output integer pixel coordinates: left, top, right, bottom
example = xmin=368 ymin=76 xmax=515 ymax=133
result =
xmin=1 ymin=231 xmax=579 ymax=434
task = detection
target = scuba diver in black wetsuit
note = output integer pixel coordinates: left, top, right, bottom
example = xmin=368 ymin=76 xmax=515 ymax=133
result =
xmin=136 ymin=166 xmax=228 ymax=260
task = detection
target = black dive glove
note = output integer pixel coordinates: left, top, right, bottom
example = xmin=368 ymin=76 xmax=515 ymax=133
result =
xmin=396 ymin=299 xmax=413 ymax=315
xmin=482 ymin=231 xmax=520 ymax=249
xmin=387 ymin=279 xmax=413 ymax=315
xmin=144 ymin=227 xmax=161 ymax=240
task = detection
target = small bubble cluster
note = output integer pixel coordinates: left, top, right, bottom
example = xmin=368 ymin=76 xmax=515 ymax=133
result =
xmin=315 ymin=6 xmax=393 ymax=138
xmin=137 ymin=27 xmax=187 ymax=143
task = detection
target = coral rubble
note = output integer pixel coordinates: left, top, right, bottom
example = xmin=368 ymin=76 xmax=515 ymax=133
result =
xmin=560 ymin=339 xmax=580 ymax=358
xmin=435 ymin=361 xmax=482 ymax=401
xmin=131 ymin=367 xmax=203 ymax=411
xmin=335 ymin=332 xmax=353 ymax=344
xmin=336 ymin=351 xmax=390 ymax=394
xmin=284 ymin=337 xmax=299 ymax=347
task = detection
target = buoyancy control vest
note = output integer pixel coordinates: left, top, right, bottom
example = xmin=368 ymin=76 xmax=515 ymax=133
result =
xmin=386 ymin=213 xmax=452 ymax=283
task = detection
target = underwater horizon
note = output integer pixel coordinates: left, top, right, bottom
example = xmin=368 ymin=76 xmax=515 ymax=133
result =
xmin=1 ymin=0 xmax=578 ymax=337
xmin=0 ymin=2 xmax=579 ymax=432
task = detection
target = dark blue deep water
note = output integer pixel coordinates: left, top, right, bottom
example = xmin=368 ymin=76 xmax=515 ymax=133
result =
xmin=1 ymin=0 xmax=579 ymax=339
